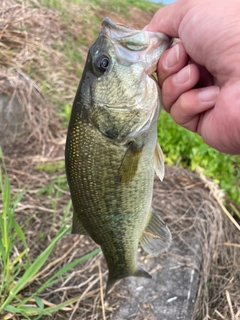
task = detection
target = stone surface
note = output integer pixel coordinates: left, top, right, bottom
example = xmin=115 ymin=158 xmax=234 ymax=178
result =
xmin=0 ymin=93 xmax=25 ymax=146
xmin=113 ymin=234 xmax=201 ymax=320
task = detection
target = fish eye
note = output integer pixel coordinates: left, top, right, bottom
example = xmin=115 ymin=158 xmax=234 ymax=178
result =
xmin=95 ymin=55 xmax=110 ymax=72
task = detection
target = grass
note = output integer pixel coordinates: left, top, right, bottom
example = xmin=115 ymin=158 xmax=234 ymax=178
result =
xmin=89 ymin=0 xmax=161 ymax=16
xmin=158 ymin=111 xmax=240 ymax=204
xmin=38 ymin=0 xmax=161 ymax=17
xmin=0 ymin=150 xmax=101 ymax=319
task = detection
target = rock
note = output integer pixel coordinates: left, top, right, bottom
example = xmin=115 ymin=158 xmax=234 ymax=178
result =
xmin=113 ymin=234 xmax=201 ymax=320
xmin=0 ymin=93 xmax=25 ymax=146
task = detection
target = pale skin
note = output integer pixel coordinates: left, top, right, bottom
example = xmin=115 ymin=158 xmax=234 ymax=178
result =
xmin=146 ymin=0 xmax=240 ymax=154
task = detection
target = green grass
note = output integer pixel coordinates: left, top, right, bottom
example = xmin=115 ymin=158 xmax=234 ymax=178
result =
xmin=90 ymin=0 xmax=161 ymax=16
xmin=37 ymin=0 xmax=161 ymax=22
xmin=0 ymin=150 xmax=101 ymax=319
xmin=35 ymin=160 xmax=65 ymax=173
xmin=158 ymin=111 xmax=240 ymax=204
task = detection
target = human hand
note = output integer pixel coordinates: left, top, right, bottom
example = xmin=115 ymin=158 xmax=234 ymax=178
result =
xmin=146 ymin=0 xmax=240 ymax=154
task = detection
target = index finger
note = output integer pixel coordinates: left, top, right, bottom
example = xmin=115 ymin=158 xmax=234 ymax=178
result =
xmin=157 ymin=42 xmax=189 ymax=87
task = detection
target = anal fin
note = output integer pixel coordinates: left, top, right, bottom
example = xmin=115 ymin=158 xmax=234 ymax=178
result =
xmin=72 ymin=211 xmax=89 ymax=235
xmin=140 ymin=208 xmax=171 ymax=255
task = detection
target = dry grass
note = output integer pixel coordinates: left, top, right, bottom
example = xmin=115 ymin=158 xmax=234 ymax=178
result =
xmin=3 ymin=152 xmax=240 ymax=319
xmin=0 ymin=0 xmax=240 ymax=319
xmin=0 ymin=0 xmax=58 ymax=147
xmin=0 ymin=0 xmax=81 ymax=150
xmin=152 ymin=169 xmax=240 ymax=320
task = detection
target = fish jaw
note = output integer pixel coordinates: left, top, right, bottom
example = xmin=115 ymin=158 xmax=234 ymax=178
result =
xmin=101 ymin=17 xmax=172 ymax=75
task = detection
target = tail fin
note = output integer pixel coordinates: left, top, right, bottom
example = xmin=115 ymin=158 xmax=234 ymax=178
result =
xmin=105 ymin=267 xmax=151 ymax=297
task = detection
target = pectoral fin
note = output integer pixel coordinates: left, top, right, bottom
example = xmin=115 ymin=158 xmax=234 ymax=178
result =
xmin=154 ymin=142 xmax=165 ymax=181
xmin=72 ymin=211 xmax=89 ymax=235
xmin=140 ymin=208 xmax=171 ymax=255
xmin=119 ymin=140 xmax=143 ymax=183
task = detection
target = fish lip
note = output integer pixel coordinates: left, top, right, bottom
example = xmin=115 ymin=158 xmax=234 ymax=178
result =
xmin=101 ymin=17 xmax=173 ymax=51
xmin=101 ymin=17 xmax=141 ymax=44
xmin=102 ymin=17 xmax=131 ymax=31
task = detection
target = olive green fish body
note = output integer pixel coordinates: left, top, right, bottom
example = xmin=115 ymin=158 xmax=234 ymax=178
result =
xmin=66 ymin=114 xmax=156 ymax=276
xmin=65 ymin=18 xmax=172 ymax=294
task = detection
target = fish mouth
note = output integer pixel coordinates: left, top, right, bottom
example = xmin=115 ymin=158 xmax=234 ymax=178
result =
xmin=98 ymin=18 xmax=173 ymax=77
xmin=102 ymin=17 xmax=172 ymax=47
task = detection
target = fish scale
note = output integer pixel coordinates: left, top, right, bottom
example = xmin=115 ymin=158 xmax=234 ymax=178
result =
xmin=65 ymin=17 xmax=172 ymax=295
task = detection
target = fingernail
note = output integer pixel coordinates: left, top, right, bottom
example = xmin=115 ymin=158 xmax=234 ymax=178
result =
xmin=198 ymin=86 xmax=220 ymax=102
xmin=173 ymin=64 xmax=190 ymax=85
xmin=165 ymin=44 xmax=179 ymax=68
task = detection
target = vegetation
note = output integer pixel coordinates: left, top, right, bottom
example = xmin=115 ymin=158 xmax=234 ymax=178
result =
xmin=0 ymin=150 xmax=100 ymax=319
xmin=158 ymin=111 xmax=240 ymax=205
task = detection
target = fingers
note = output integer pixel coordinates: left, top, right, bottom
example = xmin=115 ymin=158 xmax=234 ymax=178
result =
xmin=157 ymin=41 xmax=219 ymax=133
xmin=161 ymin=63 xmax=200 ymax=111
xmin=169 ymin=86 xmax=220 ymax=132
xmin=158 ymin=42 xmax=189 ymax=87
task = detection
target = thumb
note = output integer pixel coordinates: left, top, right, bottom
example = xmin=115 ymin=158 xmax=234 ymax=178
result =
xmin=145 ymin=2 xmax=184 ymax=38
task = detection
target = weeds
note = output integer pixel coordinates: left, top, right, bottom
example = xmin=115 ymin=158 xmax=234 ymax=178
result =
xmin=158 ymin=111 xmax=240 ymax=204
xmin=0 ymin=150 xmax=101 ymax=319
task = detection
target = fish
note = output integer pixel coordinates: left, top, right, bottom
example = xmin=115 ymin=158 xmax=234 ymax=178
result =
xmin=65 ymin=17 xmax=172 ymax=295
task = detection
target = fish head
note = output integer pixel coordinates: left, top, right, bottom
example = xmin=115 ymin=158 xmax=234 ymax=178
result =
xmin=97 ymin=17 xmax=172 ymax=75
xmin=79 ymin=17 xmax=172 ymax=142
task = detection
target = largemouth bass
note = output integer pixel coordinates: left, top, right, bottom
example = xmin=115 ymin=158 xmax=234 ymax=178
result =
xmin=65 ymin=17 xmax=172 ymax=295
